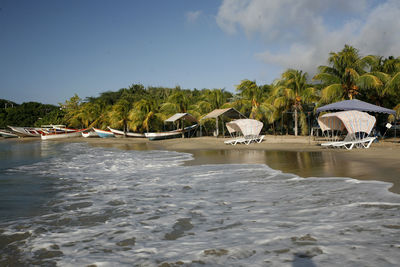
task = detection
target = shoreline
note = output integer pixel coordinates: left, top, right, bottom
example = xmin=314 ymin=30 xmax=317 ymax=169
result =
xmin=4 ymin=135 xmax=400 ymax=193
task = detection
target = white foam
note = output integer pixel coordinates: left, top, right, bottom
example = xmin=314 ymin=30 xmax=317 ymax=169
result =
xmin=1 ymin=142 xmax=400 ymax=266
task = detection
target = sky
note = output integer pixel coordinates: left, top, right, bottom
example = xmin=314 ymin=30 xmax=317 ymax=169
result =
xmin=1 ymin=0 xmax=400 ymax=105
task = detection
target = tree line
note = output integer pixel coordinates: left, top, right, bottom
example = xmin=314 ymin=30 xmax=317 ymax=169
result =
xmin=2 ymin=45 xmax=400 ymax=136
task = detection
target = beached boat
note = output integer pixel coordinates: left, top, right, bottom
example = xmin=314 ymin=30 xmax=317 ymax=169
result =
xmin=82 ymin=130 xmax=99 ymax=138
xmin=41 ymin=129 xmax=86 ymax=140
xmin=0 ymin=129 xmax=18 ymax=138
xmin=8 ymin=126 xmax=46 ymax=137
xmin=107 ymin=127 xmax=145 ymax=138
xmin=93 ymin=128 xmax=115 ymax=138
xmin=145 ymin=124 xmax=198 ymax=141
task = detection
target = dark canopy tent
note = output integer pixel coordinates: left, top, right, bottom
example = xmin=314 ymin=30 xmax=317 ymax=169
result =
xmin=316 ymin=99 xmax=396 ymax=115
xmin=316 ymin=99 xmax=397 ymax=137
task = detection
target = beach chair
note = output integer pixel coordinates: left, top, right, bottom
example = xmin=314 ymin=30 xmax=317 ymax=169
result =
xmin=224 ymin=137 xmax=246 ymax=145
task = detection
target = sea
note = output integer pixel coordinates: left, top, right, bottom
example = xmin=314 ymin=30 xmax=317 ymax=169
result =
xmin=0 ymin=140 xmax=400 ymax=266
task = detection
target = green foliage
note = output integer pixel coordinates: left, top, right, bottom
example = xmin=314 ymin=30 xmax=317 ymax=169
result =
xmin=4 ymin=45 xmax=400 ymax=135
xmin=0 ymin=101 xmax=59 ymax=128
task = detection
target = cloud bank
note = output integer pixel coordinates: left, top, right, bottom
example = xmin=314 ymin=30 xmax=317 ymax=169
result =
xmin=216 ymin=0 xmax=400 ymax=77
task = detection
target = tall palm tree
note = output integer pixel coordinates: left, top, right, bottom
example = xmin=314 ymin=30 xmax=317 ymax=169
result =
xmin=129 ymin=97 xmax=163 ymax=132
xmin=313 ymin=45 xmax=381 ymax=103
xmin=273 ymin=69 xmax=317 ymax=136
xmin=362 ymin=55 xmax=400 ymax=107
xmin=235 ymin=79 xmax=267 ymax=118
xmin=108 ymin=93 xmax=134 ymax=133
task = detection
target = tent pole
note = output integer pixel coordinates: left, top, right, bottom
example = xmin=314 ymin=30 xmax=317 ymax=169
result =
xmin=216 ymin=117 xmax=219 ymax=137
xmin=221 ymin=117 xmax=225 ymax=138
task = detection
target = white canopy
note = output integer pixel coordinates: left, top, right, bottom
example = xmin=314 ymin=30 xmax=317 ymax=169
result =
xmin=318 ymin=110 xmax=376 ymax=135
xmin=226 ymin=119 xmax=263 ymax=136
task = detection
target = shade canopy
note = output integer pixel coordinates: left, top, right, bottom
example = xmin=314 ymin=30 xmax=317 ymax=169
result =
xmin=226 ymin=119 xmax=263 ymax=136
xmin=316 ymin=99 xmax=395 ymax=115
xmin=165 ymin=113 xmax=197 ymax=123
xmin=318 ymin=110 xmax=376 ymax=135
xmin=201 ymin=108 xmax=246 ymax=120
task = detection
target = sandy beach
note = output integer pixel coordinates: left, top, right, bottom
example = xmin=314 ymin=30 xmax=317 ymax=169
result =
xmin=10 ymin=135 xmax=399 ymax=194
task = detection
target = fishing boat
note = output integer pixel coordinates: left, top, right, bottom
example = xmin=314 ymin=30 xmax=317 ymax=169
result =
xmin=8 ymin=126 xmax=46 ymax=137
xmin=41 ymin=129 xmax=86 ymax=140
xmin=0 ymin=129 xmax=18 ymax=138
xmin=41 ymin=125 xmax=77 ymax=133
xmin=92 ymin=128 xmax=115 ymax=138
xmin=145 ymin=124 xmax=198 ymax=141
xmin=82 ymin=130 xmax=98 ymax=138
xmin=107 ymin=127 xmax=145 ymax=138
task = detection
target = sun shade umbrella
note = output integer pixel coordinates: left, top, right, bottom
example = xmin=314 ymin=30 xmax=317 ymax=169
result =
xmin=318 ymin=110 xmax=376 ymax=136
xmin=226 ymin=119 xmax=263 ymax=137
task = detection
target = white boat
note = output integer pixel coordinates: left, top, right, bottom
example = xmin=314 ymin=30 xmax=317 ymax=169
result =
xmin=0 ymin=129 xmax=18 ymax=138
xmin=82 ymin=130 xmax=99 ymax=138
xmin=41 ymin=129 xmax=86 ymax=140
xmin=145 ymin=124 xmax=198 ymax=141
xmin=8 ymin=126 xmax=45 ymax=137
xmin=107 ymin=127 xmax=145 ymax=138
xmin=93 ymin=128 xmax=115 ymax=138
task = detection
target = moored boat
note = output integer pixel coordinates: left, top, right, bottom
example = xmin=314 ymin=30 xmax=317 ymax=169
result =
xmin=107 ymin=127 xmax=145 ymax=138
xmin=8 ymin=126 xmax=45 ymax=137
xmin=92 ymin=128 xmax=115 ymax=138
xmin=0 ymin=129 xmax=18 ymax=138
xmin=145 ymin=124 xmax=198 ymax=141
xmin=41 ymin=129 xmax=86 ymax=140
xmin=82 ymin=130 xmax=99 ymax=138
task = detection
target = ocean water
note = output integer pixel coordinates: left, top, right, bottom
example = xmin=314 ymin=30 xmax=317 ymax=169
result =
xmin=0 ymin=140 xmax=400 ymax=266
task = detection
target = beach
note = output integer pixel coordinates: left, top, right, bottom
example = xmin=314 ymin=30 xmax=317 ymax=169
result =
xmin=11 ymin=135 xmax=400 ymax=193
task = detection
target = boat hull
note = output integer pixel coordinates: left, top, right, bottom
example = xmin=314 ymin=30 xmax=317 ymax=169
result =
xmin=145 ymin=131 xmax=182 ymax=141
xmin=8 ymin=126 xmax=44 ymax=137
xmin=93 ymin=128 xmax=115 ymax=138
xmin=82 ymin=131 xmax=99 ymax=138
xmin=0 ymin=129 xmax=18 ymax=138
xmin=145 ymin=124 xmax=198 ymax=141
xmin=41 ymin=130 xmax=85 ymax=140
xmin=107 ymin=127 xmax=145 ymax=138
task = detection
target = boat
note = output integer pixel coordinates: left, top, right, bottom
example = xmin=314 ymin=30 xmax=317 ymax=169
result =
xmin=8 ymin=126 xmax=46 ymax=137
xmin=41 ymin=125 xmax=77 ymax=133
xmin=82 ymin=130 xmax=99 ymax=138
xmin=92 ymin=128 xmax=115 ymax=138
xmin=107 ymin=127 xmax=145 ymax=138
xmin=41 ymin=129 xmax=86 ymax=140
xmin=0 ymin=129 xmax=18 ymax=138
xmin=145 ymin=124 xmax=198 ymax=141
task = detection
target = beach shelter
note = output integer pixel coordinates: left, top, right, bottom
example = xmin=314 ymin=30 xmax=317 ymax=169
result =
xmin=165 ymin=113 xmax=198 ymax=137
xmin=200 ymin=108 xmax=246 ymax=136
xmin=316 ymin=99 xmax=395 ymax=115
xmin=165 ymin=113 xmax=198 ymax=124
xmin=318 ymin=110 xmax=376 ymax=140
xmin=226 ymin=119 xmax=263 ymax=137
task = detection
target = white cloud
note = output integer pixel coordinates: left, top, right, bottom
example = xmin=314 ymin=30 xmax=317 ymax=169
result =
xmin=216 ymin=0 xmax=400 ymax=78
xmin=185 ymin=10 xmax=202 ymax=23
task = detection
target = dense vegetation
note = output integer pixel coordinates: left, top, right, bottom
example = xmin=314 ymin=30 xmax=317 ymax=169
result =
xmin=2 ymin=45 xmax=400 ymax=136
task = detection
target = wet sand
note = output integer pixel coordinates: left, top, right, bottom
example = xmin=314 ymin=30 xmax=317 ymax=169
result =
xmin=6 ymin=135 xmax=400 ymax=193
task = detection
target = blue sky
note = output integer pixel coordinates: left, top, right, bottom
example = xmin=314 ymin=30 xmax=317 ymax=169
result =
xmin=1 ymin=0 xmax=399 ymax=105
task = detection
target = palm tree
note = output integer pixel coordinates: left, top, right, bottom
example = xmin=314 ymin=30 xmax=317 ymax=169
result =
xmin=129 ymin=97 xmax=163 ymax=132
xmin=362 ymin=55 xmax=400 ymax=107
xmin=235 ymin=79 xmax=268 ymax=119
xmin=273 ymin=69 xmax=317 ymax=136
xmin=108 ymin=93 xmax=134 ymax=133
xmin=313 ymin=45 xmax=381 ymax=103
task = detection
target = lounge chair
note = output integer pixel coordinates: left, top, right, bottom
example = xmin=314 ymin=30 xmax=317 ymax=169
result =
xmin=330 ymin=136 xmax=377 ymax=150
xmin=224 ymin=135 xmax=265 ymax=145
